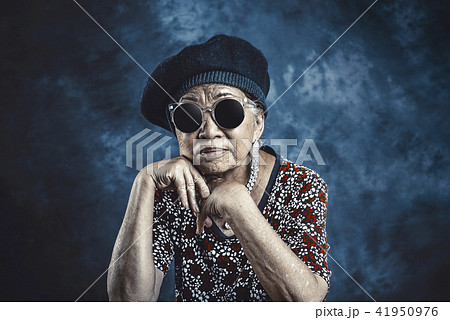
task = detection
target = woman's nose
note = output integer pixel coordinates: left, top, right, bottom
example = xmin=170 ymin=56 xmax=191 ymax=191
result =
xmin=198 ymin=111 xmax=224 ymax=139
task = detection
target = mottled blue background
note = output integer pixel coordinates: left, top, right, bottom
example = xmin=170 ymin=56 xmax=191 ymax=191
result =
xmin=1 ymin=0 xmax=449 ymax=301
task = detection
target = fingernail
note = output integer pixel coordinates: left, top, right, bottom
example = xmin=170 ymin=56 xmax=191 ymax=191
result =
xmin=194 ymin=204 xmax=200 ymax=213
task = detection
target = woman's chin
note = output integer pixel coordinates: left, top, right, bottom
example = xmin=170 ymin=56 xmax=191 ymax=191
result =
xmin=197 ymin=164 xmax=227 ymax=175
xmin=194 ymin=153 xmax=238 ymax=175
xmin=196 ymin=161 xmax=236 ymax=176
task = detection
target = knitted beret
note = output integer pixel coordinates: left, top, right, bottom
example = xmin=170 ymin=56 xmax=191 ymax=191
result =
xmin=140 ymin=34 xmax=270 ymax=132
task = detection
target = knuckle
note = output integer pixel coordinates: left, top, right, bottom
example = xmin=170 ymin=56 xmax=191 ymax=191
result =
xmin=176 ymin=156 xmax=190 ymax=167
xmin=169 ymin=165 xmax=181 ymax=177
xmin=186 ymin=181 xmax=196 ymax=189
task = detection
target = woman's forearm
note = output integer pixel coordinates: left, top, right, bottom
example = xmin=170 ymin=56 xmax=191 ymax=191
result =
xmin=228 ymin=195 xmax=328 ymax=302
xmin=107 ymin=172 xmax=163 ymax=301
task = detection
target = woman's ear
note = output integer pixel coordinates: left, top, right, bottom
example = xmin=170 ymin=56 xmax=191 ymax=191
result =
xmin=253 ymin=113 xmax=265 ymax=142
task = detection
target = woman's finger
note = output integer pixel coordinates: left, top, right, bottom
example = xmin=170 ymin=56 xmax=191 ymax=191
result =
xmin=172 ymin=172 xmax=189 ymax=209
xmin=189 ymin=166 xmax=210 ymax=199
xmin=184 ymin=171 xmax=199 ymax=214
xmin=196 ymin=198 xmax=217 ymax=234
xmin=196 ymin=209 xmax=208 ymax=234
xmin=204 ymin=216 xmax=212 ymax=228
xmin=151 ymin=157 xmax=210 ymax=214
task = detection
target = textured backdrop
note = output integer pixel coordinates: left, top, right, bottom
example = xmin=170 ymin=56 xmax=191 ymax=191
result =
xmin=1 ymin=0 xmax=449 ymax=301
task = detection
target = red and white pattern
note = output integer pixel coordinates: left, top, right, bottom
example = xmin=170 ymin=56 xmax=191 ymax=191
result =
xmin=152 ymin=157 xmax=331 ymax=301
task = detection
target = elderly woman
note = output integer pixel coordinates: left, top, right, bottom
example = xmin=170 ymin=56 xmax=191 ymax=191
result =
xmin=107 ymin=35 xmax=330 ymax=302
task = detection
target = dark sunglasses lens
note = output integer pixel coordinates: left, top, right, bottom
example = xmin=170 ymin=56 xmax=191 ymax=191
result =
xmin=215 ymin=99 xmax=245 ymax=129
xmin=173 ymin=104 xmax=202 ymax=133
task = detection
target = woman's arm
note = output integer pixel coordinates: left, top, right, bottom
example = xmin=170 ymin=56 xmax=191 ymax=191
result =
xmin=230 ymin=191 xmax=328 ymax=301
xmin=107 ymin=171 xmax=163 ymax=302
xmin=199 ymin=181 xmax=328 ymax=302
xmin=107 ymin=157 xmax=210 ymax=301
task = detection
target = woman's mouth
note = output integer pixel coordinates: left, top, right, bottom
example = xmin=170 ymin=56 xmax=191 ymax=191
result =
xmin=200 ymin=147 xmax=228 ymax=160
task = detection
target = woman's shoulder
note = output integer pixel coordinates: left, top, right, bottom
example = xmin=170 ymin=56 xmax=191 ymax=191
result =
xmin=277 ymin=156 xmax=328 ymax=192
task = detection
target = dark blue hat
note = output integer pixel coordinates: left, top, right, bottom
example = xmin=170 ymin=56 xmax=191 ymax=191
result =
xmin=140 ymin=34 xmax=270 ymax=132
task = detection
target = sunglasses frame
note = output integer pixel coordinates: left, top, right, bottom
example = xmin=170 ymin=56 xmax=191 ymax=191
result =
xmin=168 ymin=97 xmax=258 ymax=133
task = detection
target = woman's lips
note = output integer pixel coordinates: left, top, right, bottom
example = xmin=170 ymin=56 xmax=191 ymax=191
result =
xmin=200 ymin=147 xmax=228 ymax=160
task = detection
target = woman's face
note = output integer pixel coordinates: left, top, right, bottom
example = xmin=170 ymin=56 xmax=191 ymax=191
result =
xmin=175 ymin=84 xmax=264 ymax=175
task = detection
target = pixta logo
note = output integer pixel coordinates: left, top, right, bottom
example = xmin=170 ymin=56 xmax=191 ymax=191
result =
xmin=126 ymin=129 xmax=172 ymax=171
xmin=126 ymin=129 xmax=325 ymax=171
xmin=269 ymin=138 xmax=325 ymax=165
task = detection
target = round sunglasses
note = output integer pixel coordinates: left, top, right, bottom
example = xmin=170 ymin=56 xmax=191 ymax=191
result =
xmin=168 ymin=97 xmax=258 ymax=133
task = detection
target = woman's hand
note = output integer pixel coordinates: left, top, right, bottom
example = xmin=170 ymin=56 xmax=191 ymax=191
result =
xmin=145 ymin=156 xmax=210 ymax=218
xmin=196 ymin=177 xmax=250 ymax=234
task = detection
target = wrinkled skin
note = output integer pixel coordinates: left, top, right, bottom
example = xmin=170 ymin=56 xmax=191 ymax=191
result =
xmin=150 ymin=83 xmax=264 ymax=231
